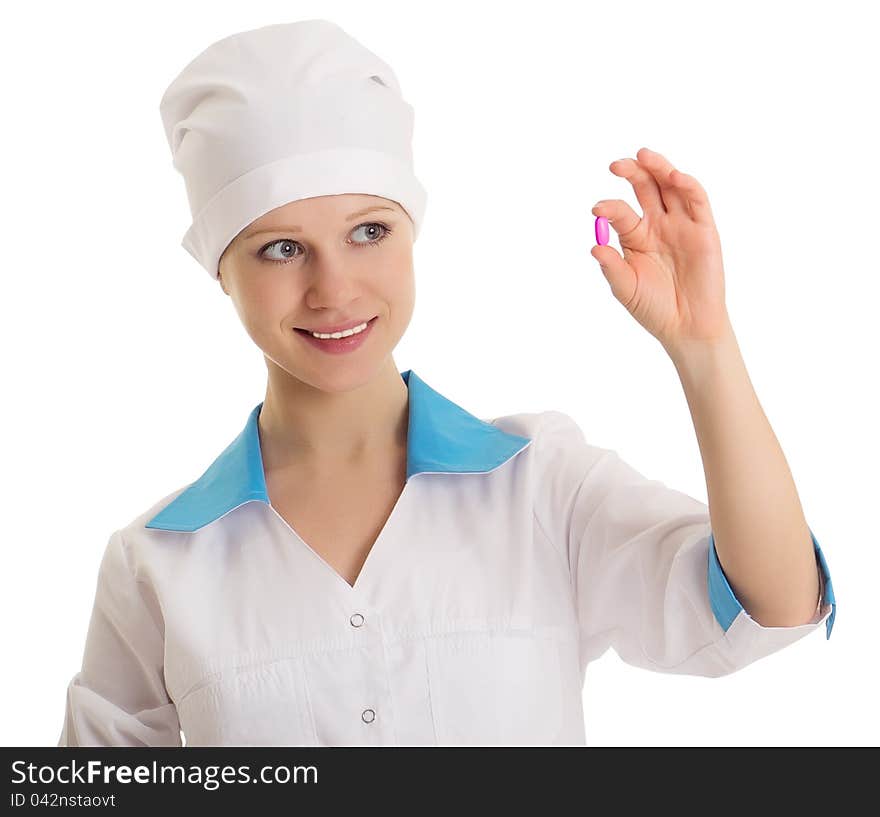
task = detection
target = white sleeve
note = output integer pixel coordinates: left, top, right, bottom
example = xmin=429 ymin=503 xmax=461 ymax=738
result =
xmin=532 ymin=411 xmax=836 ymax=680
xmin=57 ymin=529 xmax=181 ymax=746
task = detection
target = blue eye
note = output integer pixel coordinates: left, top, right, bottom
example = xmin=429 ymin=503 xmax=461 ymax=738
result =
xmin=259 ymin=222 xmax=393 ymax=265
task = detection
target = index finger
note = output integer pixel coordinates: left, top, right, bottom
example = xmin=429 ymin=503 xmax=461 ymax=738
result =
xmin=610 ymin=157 xmax=667 ymax=217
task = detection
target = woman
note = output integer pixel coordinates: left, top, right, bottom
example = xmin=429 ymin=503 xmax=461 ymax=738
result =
xmin=57 ymin=20 xmax=835 ymax=747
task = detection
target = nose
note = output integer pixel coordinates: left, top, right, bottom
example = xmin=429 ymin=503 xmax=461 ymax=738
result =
xmin=302 ymin=256 xmax=364 ymax=311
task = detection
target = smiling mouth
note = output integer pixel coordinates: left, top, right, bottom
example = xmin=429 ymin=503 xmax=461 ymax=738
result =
xmin=294 ymin=316 xmax=378 ymax=336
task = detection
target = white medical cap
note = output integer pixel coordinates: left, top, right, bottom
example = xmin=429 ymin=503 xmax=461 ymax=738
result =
xmin=158 ymin=19 xmax=428 ymax=280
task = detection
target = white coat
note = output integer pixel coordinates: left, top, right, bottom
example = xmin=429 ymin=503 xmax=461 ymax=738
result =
xmin=58 ymin=369 xmax=835 ymax=746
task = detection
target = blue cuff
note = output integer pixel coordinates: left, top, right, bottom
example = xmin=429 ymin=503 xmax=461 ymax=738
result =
xmin=708 ymin=528 xmax=836 ymax=640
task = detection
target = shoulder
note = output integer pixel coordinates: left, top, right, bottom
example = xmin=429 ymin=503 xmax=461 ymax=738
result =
xmin=107 ymin=483 xmax=195 ymax=571
xmin=489 ymin=409 xmax=618 ymax=481
xmin=488 ymin=409 xmax=598 ymax=451
xmin=124 ymin=483 xmax=194 ymax=533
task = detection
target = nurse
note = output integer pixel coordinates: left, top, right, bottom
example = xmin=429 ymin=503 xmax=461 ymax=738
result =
xmin=57 ymin=19 xmax=835 ymax=747
xmin=159 ymin=17 xmax=429 ymax=592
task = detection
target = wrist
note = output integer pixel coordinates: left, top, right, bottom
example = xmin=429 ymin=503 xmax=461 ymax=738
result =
xmin=665 ymin=321 xmax=741 ymax=385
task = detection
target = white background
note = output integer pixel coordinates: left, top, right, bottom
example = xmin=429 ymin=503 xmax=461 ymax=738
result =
xmin=2 ymin=0 xmax=877 ymax=746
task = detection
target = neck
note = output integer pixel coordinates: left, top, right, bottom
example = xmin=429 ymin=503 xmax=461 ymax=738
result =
xmin=257 ymin=357 xmax=409 ymax=475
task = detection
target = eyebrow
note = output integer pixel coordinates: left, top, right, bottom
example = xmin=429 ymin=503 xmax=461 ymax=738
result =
xmin=242 ymin=206 xmax=398 ymax=240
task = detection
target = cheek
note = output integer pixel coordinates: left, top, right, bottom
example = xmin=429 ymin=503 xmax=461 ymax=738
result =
xmin=236 ymin=286 xmax=292 ymax=340
xmin=379 ymin=259 xmax=414 ymax=299
xmin=380 ymin=249 xmax=414 ymax=287
xmin=385 ymin=267 xmax=416 ymax=328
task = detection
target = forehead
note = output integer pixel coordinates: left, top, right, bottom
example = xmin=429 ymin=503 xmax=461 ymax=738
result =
xmin=250 ymin=194 xmax=399 ymax=228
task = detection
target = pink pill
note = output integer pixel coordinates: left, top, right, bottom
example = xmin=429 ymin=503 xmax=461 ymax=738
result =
xmin=595 ymin=216 xmax=609 ymax=246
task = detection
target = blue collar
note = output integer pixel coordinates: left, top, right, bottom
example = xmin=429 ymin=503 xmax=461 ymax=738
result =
xmin=144 ymin=369 xmax=532 ymax=532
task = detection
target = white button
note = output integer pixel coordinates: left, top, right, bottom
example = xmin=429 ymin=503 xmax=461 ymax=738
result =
xmin=361 ymin=708 xmax=375 ymax=724
xmin=350 ymin=612 xmax=365 ymax=627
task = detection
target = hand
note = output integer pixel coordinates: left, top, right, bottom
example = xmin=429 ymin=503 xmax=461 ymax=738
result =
xmin=591 ymin=147 xmax=733 ymax=356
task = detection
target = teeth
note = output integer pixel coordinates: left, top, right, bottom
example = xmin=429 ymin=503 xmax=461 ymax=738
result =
xmin=310 ymin=320 xmax=369 ymax=339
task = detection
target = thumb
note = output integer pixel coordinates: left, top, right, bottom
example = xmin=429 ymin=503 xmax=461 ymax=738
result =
xmin=590 ymin=246 xmax=636 ymax=308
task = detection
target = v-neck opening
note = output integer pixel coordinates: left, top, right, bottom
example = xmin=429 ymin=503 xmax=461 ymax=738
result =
xmin=267 ymin=477 xmax=413 ymax=594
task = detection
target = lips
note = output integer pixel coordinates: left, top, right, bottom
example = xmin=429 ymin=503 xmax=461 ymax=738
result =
xmin=294 ymin=314 xmax=377 ymax=354
xmin=295 ymin=316 xmax=378 ymax=335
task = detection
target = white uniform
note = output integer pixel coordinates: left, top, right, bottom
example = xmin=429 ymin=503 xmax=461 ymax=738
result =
xmin=57 ymin=369 xmax=836 ymax=746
